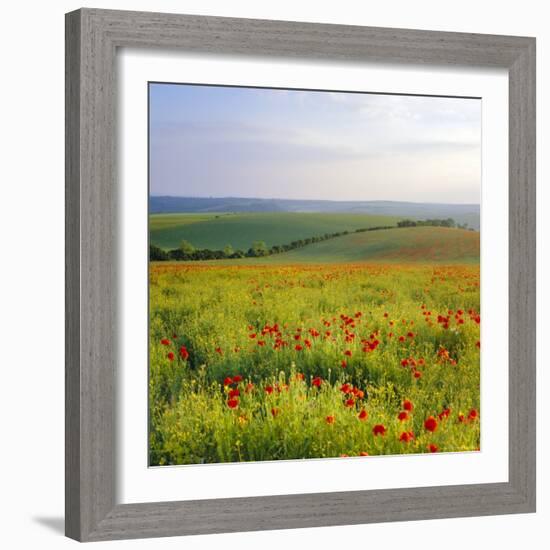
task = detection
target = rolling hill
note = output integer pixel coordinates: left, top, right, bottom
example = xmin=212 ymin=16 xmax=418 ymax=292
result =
xmin=149 ymin=196 xmax=480 ymax=230
xmin=150 ymin=212 xmax=402 ymax=251
xmin=176 ymin=226 xmax=480 ymax=265
xmin=256 ymin=226 xmax=480 ymax=264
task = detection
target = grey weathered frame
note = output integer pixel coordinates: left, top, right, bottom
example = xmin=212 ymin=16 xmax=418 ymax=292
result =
xmin=65 ymin=8 xmax=536 ymax=542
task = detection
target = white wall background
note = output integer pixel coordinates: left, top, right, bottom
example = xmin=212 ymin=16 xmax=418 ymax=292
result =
xmin=0 ymin=1 xmax=546 ymax=548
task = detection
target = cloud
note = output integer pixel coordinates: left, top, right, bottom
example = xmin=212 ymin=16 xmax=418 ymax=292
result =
xmin=149 ymin=84 xmax=481 ymax=203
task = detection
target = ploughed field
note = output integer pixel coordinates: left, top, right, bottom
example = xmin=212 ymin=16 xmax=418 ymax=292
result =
xmin=150 ymin=260 xmax=480 ymax=465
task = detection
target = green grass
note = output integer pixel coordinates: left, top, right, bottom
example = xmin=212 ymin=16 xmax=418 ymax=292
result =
xmin=171 ymin=226 xmax=479 ymax=266
xmin=258 ymin=226 xmax=480 ymax=264
xmin=149 ymin=213 xmax=224 ymax=232
xmin=149 ymin=212 xmax=401 ymax=251
xmin=149 ymin=262 xmax=480 ymax=465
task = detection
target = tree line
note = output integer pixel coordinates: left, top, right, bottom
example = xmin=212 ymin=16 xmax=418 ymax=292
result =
xmin=150 ymin=224 xmax=395 ymax=262
xmin=397 ymin=218 xmax=470 ymax=229
xmin=150 ymin=218 xmax=470 ymax=262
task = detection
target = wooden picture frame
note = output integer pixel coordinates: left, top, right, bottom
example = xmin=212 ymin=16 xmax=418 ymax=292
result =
xmin=65 ymin=8 xmax=536 ymax=541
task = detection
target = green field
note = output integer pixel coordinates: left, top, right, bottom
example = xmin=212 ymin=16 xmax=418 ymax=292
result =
xmin=174 ymin=226 xmax=479 ymax=266
xmin=254 ymin=226 xmax=480 ymax=264
xmin=150 ymin=262 xmax=480 ymax=465
xmin=149 ymin=212 xmax=401 ymax=251
xmin=148 ymin=213 xmax=222 ymax=232
xmin=149 ymin=212 xmax=480 ymax=465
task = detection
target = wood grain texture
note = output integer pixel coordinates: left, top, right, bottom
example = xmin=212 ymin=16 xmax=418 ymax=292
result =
xmin=65 ymin=9 xmax=81 ymax=541
xmin=65 ymin=8 xmax=536 ymax=542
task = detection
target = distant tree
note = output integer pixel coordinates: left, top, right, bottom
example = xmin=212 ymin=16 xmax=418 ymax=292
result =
xmin=223 ymin=244 xmax=234 ymax=257
xmin=179 ymin=240 xmax=196 ymax=255
xmin=443 ymin=218 xmax=456 ymax=228
xmin=249 ymin=240 xmax=269 ymax=257
xmin=168 ymin=248 xmax=186 ymax=261
xmin=150 ymin=245 xmax=169 ymax=261
xmin=397 ymin=219 xmax=417 ymax=228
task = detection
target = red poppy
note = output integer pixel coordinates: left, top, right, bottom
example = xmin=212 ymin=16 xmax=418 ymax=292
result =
xmin=245 ymin=382 xmax=254 ymax=393
xmin=341 ymin=360 xmax=347 ymax=368
xmin=407 ymin=331 xmax=415 ymax=338
xmin=295 ymin=373 xmax=305 ymax=381
xmin=179 ymin=346 xmax=189 ymax=360
xmin=399 ymin=336 xmax=405 ymax=342
xmin=223 ymin=377 xmax=233 ymax=386
xmin=427 ymin=443 xmax=438 ymax=453
xmin=264 ymin=385 xmax=274 ymax=394
xmin=344 ymin=350 xmax=352 ymax=357
xmin=228 ymin=388 xmax=240 ymax=399
xmin=215 ymin=347 xmax=223 ymax=355
xmin=403 ymin=399 xmax=413 ymax=411
xmin=167 ymin=352 xmax=175 ymax=361
xmin=438 ymin=408 xmax=451 ymax=420
xmin=359 ymin=451 xmax=369 ymax=456
xmin=271 ymin=407 xmax=279 ymax=417
xmin=312 ymin=377 xmax=323 ymax=387
xmin=399 ymin=431 xmax=414 ymax=443
xmin=458 ymin=413 xmax=465 ymax=423
xmin=468 ymin=409 xmax=478 ymax=420
xmin=249 ymin=333 xmax=256 ymax=339
xmin=398 ymin=411 xmax=409 ymax=421
xmin=227 ymin=398 xmax=239 ymax=409
xmin=424 ymin=416 xmax=438 ymax=432
xmin=358 ymin=409 xmax=368 ymax=421
xmin=401 ymin=359 xmax=409 ymax=367
xmin=161 ymin=338 xmax=171 ymax=346
xmin=232 ymin=375 xmax=243 ymax=383
xmin=373 ymin=424 xmax=386 ymax=436
xmin=295 ymin=344 xmax=303 ymax=351
xmin=414 ymin=370 xmax=422 ymax=379
xmin=325 ymin=415 xmax=335 ymax=424
xmin=340 ymin=383 xmax=352 ymax=394
xmin=345 ymin=398 xmax=355 ymax=407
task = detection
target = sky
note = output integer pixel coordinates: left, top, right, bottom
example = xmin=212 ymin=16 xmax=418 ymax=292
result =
xmin=149 ymin=83 xmax=481 ymax=204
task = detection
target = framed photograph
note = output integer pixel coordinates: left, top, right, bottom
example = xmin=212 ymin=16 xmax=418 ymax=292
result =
xmin=65 ymin=8 xmax=536 ymax=541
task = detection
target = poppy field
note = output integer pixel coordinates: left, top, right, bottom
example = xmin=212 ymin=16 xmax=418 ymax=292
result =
xmin=149 ymin=259 xmax=480 ymax=465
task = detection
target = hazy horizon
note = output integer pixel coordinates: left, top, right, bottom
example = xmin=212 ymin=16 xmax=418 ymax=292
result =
xmin=149 ymin=194 xmax=480 ymax=206
xmin=150 ymin=84 xmax=481 ymax=204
